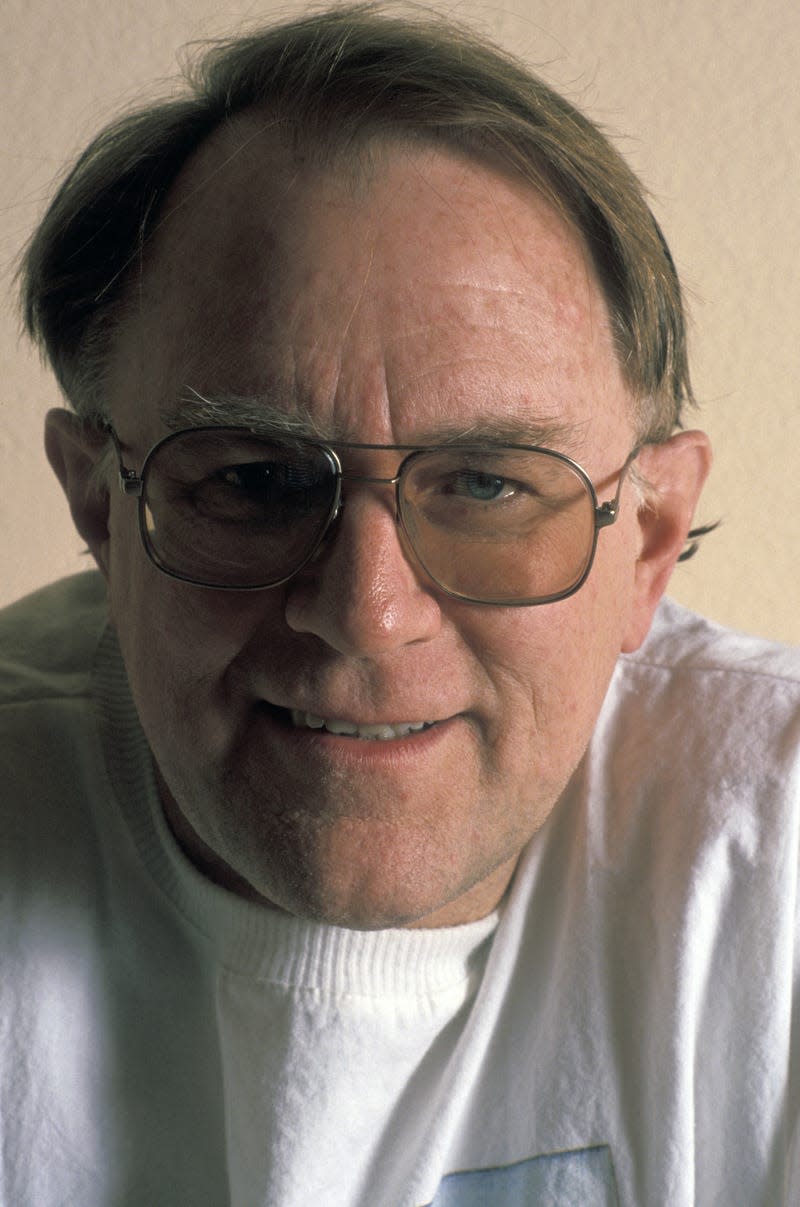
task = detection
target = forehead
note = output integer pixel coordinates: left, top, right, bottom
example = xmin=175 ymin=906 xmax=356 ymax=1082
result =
xmin=108 ymin=120 xmax=630 ymax=447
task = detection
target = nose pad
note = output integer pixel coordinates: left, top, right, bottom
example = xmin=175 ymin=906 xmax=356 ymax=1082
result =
xmin=283 ymin=493 xmax=442 ymax=655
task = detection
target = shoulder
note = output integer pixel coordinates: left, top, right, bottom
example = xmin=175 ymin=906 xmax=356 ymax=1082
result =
xmin=624 ymin=596 xmax=800 ymax=687
xmin=0 ymin=571 xmax=109 ymax=707
xmin=613 ymin=598 xmax=800 ymax=749
xmin=595 ymin=599 xmax=800 ymax=821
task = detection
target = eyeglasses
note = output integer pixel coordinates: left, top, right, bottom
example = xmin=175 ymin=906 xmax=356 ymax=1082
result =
xmin=104 ymin=424 xmax=639 ymax=606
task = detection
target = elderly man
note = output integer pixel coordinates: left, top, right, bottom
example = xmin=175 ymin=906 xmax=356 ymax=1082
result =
xmin=2 ymin=6 xmax=798 ymax=1205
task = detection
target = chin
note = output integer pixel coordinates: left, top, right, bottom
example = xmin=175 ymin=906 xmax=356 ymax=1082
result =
xmin=163 ymin=755 xmax=520 ymax=928
xmin=225 ymin=812 xmax=505 ymax=930
xmin=247 ymin=832 xmax=459 ymax=929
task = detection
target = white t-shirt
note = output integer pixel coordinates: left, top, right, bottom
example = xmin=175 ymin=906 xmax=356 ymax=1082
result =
xmin=1 ymin=572 xmax=799 ymax=1206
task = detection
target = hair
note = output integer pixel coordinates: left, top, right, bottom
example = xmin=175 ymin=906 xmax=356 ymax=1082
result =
xmin=20 ymin=2 xmax=693 ymax=444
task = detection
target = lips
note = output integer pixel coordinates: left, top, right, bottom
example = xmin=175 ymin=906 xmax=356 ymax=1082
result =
xmin=289 ymin=709 xmax=434 ymax=741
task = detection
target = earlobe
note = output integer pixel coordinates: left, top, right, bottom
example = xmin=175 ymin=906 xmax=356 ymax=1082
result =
xmin=44 ymin=408 xmax=113 ymax=580
xmin=621 ymin=429 xmax=713 ymax=652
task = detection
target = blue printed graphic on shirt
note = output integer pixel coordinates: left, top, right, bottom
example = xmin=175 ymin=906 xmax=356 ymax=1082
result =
xmin=426 ymin=1145 xmax=618 ymax=1205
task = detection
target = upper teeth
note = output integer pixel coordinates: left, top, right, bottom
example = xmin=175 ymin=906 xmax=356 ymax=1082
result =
xmin=290 ymin=710 xmax=431 ymax=740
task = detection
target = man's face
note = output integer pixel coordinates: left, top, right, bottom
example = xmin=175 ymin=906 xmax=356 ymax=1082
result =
xmin=92 ymin=129 xmax=659 ymax=928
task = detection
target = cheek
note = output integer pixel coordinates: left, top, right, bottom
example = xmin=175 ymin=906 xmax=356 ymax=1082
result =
xmin=465 ymin=581 xmax=627 ymax=772
xmin=105 ymin=514 xmax=274 ymax=734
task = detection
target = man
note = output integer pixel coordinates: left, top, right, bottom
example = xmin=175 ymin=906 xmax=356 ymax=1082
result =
xmin=2 ymin=6 xmax=798 ymax=1205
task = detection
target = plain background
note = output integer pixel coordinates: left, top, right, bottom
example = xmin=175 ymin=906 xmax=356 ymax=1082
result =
xmin=2 ymin=0 xmax=798 ymax=643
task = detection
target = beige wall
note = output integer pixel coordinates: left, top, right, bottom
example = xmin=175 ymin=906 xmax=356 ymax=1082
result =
xmin=2 ymin=0 xmax=798 ymax=643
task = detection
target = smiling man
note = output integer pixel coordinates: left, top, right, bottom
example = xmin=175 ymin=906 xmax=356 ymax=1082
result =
xmin=3 ymin=7 xmax=799 ymax=1206
xmin=59 ymin=131 xmax=690 ymax=934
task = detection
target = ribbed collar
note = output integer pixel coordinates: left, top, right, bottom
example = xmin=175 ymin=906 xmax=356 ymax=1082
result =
xmin=91 ymin=622 xmax=498 ymax=993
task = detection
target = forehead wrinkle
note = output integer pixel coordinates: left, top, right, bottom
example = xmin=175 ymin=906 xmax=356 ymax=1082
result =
xmin=159 ymin=389 xmax=585 ymax=452
xmin=402 ymin=150 xmax=579 ymax=301
xmin=383 ymin=292 xmax=548 ymax=342
xmin=382 ymin=350 xmax=591 ymax=432
xmin=471 ymin=162 xmax=607 ymax=345
xmin=380 ymin=263 xmax=598 ymax=376
xmin=339 ymin=238 xmax=378 ymax=346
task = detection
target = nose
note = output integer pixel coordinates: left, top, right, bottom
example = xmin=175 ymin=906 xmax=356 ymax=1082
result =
xmin=283 ymin=489 xmax=443 ymax=656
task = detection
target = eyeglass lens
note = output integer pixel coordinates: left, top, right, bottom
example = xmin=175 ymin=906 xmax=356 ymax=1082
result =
xmin=140 ymin=430 xmax=597 ymax=602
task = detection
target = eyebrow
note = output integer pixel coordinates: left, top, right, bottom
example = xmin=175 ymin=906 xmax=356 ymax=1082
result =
xmin=160 ymin=388 xmax=585 ymax=451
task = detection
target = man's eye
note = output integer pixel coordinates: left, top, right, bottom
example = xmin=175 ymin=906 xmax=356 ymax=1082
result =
xmin=216 ymin=462 xmax=275 ymax=495
xmin=210 ymin=461 xmax=283 ymax=504
xmin=442 ymin=470 xmax=518 ymax=502
xmin=185 ymin=461 xmax=293 ymax=521
xmin=178 ymin=457 xmax=332 ymax=525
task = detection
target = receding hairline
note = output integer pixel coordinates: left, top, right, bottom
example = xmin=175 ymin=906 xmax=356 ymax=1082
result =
xmin=109 ymin=117 xmax=625 ymax=435
xmin=19 ymin=2 xmax=694 ymax=445
xmin=144 ymin=105 xmax=596 ymax=259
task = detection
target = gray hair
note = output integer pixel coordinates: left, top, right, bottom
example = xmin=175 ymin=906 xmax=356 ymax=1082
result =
xmin=20 ymin=3 xmax=693 ymax=442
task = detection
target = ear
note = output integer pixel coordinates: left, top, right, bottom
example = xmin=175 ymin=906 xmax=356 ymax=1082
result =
xmin=622 ymin=429 xmax=712 ymax=652
xmin=44 ymin=408 xmax=113 ymax=580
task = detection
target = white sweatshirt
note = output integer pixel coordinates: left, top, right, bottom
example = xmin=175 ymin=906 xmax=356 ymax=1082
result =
xmin=1 ymin=572 xmax=799 ymax=1206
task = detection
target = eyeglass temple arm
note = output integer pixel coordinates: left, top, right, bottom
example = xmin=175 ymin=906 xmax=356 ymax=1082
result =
xmin=595 ymin=446 xmax=641 ymax=530
xmin=100 ymin=422 xmax=144 ymax=496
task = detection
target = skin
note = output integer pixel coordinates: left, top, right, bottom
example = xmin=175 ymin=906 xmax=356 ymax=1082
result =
xmin=47 ymin=126 xmax=711 ymax=929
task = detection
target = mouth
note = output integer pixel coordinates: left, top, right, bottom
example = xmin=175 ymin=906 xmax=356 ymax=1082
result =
xmin=289 ymin=709 xmax=437 ymax=742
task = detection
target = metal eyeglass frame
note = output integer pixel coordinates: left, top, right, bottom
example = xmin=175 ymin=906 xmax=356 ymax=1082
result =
xmin=102 ymin=422 xmax=640 ymax=606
